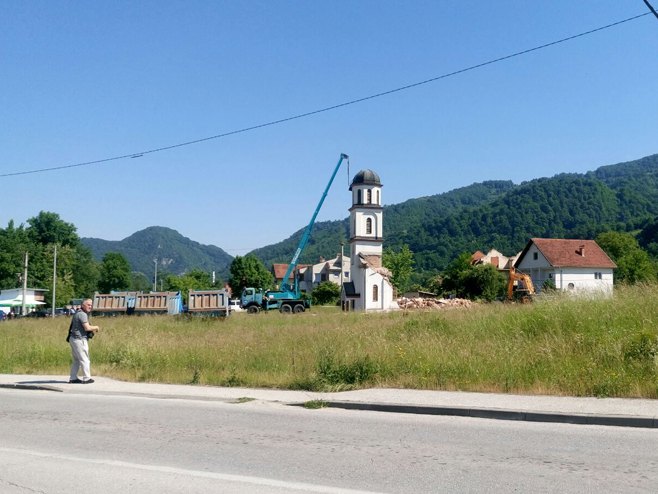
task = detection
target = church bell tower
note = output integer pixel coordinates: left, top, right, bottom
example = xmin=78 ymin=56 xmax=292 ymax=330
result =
xmin=349 ymin=169 xmax=383 ymax=260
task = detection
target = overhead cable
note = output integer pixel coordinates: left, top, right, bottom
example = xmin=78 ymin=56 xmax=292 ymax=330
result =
xmin=0 ymin=11 xmax=651 ymax=178
xmin=643 ymin=0 xmax=658 ymax=20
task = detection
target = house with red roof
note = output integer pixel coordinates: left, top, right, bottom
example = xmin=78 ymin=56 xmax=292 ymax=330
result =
xmin=471 ymin=248 xmax=515 ymax=270
xmin=514 ymin=238 xmax=616 ymax=295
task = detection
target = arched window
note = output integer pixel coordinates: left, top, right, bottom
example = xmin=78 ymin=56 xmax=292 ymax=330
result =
xmin=367 ymin=189 xmax=372 ymax=204
xmin=366 ymin=217 xmax=372 ymax=235
xmin=376 ymin=190 xmax=380 ymax=205
xmin=372 ymin=284 xmax=379 ymax=302
xmin=357 ymin=190 xmax=362 ymax=205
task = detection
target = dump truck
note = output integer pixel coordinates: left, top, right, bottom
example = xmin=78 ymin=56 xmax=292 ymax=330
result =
xmin=92 ymin=291 xmax=137 ymax=316
xmin=187 ymin=289 xmax=230 ymax=317
xmin=92 ymin=291 xmax=182 ymax=316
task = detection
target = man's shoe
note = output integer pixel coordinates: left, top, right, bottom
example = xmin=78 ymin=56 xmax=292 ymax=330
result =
xmin=68 ymin=379 xmax=82 ymax=384
xmin=81 ymin=379 xmax=95 ymax=384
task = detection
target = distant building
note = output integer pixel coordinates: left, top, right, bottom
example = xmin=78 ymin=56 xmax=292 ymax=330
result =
xmin=271 ymin=254 xmax=350 ymax=294
xmin=471 ymin=248 xmax=515 ymax=270
xmin=515 ymin=238 xmax=616 ymax=295
xmin=0 ymin=287 xmax=48 ymax=315
xmin=270 ymin=263 xmax=309 ymax=291
xmin=298 ymin=254 xmax=350 ymax=293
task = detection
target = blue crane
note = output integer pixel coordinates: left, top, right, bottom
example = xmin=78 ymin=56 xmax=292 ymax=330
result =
xmin=279 ymin=153 xmax=349 ymax=294
xmin=240 ymin=153 xmax=349 ymax=313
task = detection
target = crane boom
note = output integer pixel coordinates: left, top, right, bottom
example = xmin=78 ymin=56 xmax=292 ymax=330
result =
xmin=279 ymin=153 xmax=349 ymax=293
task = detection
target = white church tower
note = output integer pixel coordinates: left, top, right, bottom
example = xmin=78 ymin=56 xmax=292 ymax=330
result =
xmin=342 ymin=169 xmax=397 ymax=311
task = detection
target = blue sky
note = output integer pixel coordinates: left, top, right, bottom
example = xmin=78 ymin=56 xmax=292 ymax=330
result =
xmin=1 ymin=1 xmax=657 ymax=257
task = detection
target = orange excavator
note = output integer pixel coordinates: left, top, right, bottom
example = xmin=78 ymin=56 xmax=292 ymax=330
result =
xmin=507 ymin=267 xmax=535 ymax=302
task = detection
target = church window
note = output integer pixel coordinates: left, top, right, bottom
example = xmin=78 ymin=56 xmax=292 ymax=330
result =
xmin=372 ymin=284 xmax=379 ymax=302
xmin=367 ymin=189 xmax=372 ymax=204
xmin=357 ymin=190 xmax=362 ymax=204
xmin=366 ymin=218 xmax=372 ymax=235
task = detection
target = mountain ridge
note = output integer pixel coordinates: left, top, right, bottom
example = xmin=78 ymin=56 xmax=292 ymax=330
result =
xmin=82 ymin=152 xmax=658 ymax=280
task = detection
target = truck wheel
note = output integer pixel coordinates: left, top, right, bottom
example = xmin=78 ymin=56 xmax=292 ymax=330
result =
xmin=247 ymin=305 xmax=260 ymax=314
xmin=280 ymin=304 xmax=293 ymax=314
xmin=293 ymin=304 xmax=305 ymax=313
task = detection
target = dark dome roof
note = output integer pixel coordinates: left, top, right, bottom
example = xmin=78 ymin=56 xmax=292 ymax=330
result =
xmin=350 ymin=169 xmax=381 ymax=190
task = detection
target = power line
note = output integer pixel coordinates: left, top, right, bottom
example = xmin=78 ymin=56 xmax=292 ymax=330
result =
xmin=643 ymin=0 xmax=658 ymax=20
xmin=1 ymin=11 xmax=651 ymax=179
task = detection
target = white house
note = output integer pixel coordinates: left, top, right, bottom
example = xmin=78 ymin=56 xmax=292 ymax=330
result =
xmin=271 ymin=254 xmax=350 ymax=294
xmin=341 ymin=169 xmax=398 ymax=311
xmin=471 ymin=248 xmax=515 ymax=270
xmin=0 ymin=287 xmax=47 ymax=315
xmin=515 ymin=238 xmax=616 ymax=295
xmin=298 ymin=254 xmax=350 ymax=293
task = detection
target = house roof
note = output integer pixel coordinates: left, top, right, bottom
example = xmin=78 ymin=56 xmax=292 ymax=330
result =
xmin=342 ymin=282 xmax=359 ymax=297
xmin=359 ymin=253 xmax=382 ymax=269
xmin=271 ymin=264 xmax=289 ymax=279
xmin=272 ymin=263 xmax=309 ymax=279
xmin=471 ymin=251 xmax=485 ymax=264
xmin=517 ymin=238 xmax=617 ymax=268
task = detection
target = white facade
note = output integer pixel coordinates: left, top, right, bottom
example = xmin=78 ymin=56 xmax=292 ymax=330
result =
xmin=0 ymin=288 xmax=47 ymax=315
xmin=515 ymin=239 xmax=615 ymax=296
xmin=298 ymin=254 xmax=350 ymax=293
xmin=342 ymin=169 xmax=397 ymax=312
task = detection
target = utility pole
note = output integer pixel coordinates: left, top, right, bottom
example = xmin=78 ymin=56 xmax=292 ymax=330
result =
xmin=340 ymin=243 xmax=344 ymax=311
xmin=153 ymin=258 xmax=158 ymax=292
xmin=340 ymin=243 xmax=344 ymax=287
xmin=52 ymin=245 xmax=57 ymax=318
xmin=21 ymin=252 xmax=28 ymax=316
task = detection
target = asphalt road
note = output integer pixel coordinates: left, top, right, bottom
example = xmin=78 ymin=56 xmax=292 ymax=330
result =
xmin=1 ymin=388 xmax=657 ymax=493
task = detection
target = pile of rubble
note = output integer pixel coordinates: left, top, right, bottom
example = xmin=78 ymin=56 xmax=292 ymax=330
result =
xmin=396 ymin=297 xmax=473 ymax=310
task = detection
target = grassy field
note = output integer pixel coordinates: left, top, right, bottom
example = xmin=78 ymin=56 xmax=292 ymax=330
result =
xmin=1 ymin=284 xmax=657 ymax=398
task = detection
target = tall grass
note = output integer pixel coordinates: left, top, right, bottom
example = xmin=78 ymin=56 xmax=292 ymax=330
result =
xmin=1 ymin=285 xmax=657 ymax=397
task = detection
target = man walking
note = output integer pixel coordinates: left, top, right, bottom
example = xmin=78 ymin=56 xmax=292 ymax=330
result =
xmin=68 ymin=298 xmax=99 ymax=384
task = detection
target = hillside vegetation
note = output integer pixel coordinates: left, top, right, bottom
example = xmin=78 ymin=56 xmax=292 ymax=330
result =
xmin=83 ymin=226 xmax=233 ymax=280
xmin=255 ymin=153 xmax=658 ymax=273
xmin=72 ymin=152 xmax=658 ymax=281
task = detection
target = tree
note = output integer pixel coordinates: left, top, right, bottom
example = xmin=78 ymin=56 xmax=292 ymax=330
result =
xmin=311 ymin=281 xmax=341 ymax=306
xmin=0 ymin=217 xmax=95 ymax=306
xmin=637 ymin=216 xmax=658 ymax=258
xmin=383 ymin=245 xmax=415 ymax=295
xmin=439 ymin=252 xmax=472 ymax=297
xmin=130 ymin=271 xmax=151 ymax=292
xmin=228 ymin=255 xmax=273 ymax=296
xmin=71 ymin=246 xmax=100 ymax=298
xmin=439 ymin=252 xmax=505 ymax=300
xmin=596 ymin=231 xmax=657 ymax=284
xmin=0 ymin=221 xmax=31 ymax=289
xmin=26 ymin=211 xmax=79 ymax=247
xmin=461 ymin=264 xmax=506 ymax=301
xmin=165 ymin=269 xmax=215 ymax=300
xmin=98 ymin=252 xmax=131 ymax=293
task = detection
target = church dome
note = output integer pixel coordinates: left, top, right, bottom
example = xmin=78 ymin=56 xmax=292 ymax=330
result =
xmin=350 ymin=169 xmax=381 ymax=190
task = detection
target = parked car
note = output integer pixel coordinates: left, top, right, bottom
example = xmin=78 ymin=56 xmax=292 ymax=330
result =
xmin=228 ymin=299 xmax=244 ymax=313
xmin=25 ymin=310 xmax=49 ymax=318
